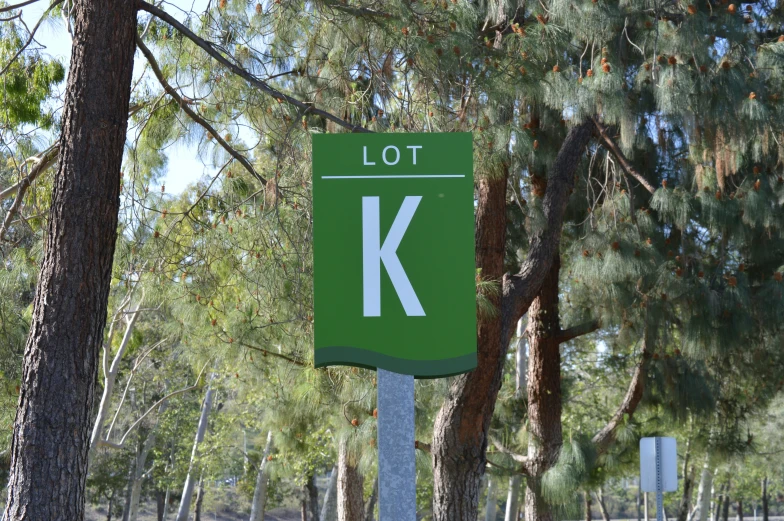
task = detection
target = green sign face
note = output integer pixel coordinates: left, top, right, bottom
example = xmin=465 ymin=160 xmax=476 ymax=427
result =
xmin=312 ymin=133 xmax=477 ymax=378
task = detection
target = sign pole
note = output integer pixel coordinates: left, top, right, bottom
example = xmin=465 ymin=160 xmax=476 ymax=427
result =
xmin=377 ymin=369 xmax=416 ymax=521
xmin=655 ymin=437 xmax=664 ymax=521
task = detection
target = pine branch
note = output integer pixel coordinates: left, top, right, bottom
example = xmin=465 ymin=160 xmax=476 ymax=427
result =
xmin=0 ymin=145 xmax=58 ymax=242
xmin=239 ymin=341 xmax=307 ymax=367
xmin=135 ymin=35 xmax=267 ymax=186
xmin=591 ymin=327 xmax=651 ymax=454
xmin=0 ymin=0 xmax=43 ymax=13
xmin=592 ymin=117 xmax=656 ymax=195
xmin=136 ymin=0 xmax=370 ymax=134
xmin=502 ymin=121 xmax=595 ymax=339
xmin=0 ymin=0 xmax=64 ymax=77
xmin=488 ymin=435 xmax=530 ymax=475
xmin=555 ymin=320 xmax=600 ymax=343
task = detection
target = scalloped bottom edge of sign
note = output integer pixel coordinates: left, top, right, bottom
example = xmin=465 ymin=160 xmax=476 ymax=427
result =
xmin=314 ymin=347 xmax=477 ymax=379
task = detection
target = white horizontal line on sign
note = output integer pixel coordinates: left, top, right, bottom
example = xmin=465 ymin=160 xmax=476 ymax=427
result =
xmin=322 ymin=174 xmax=466 ymax=179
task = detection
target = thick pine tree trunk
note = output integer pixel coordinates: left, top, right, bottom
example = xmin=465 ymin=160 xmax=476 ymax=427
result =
xmin=432 ymin=174 xmax=507 ymax=520
xmin=337 ymin=437 xmax=364 ymax=521
xmin=430 ymin=122 xmax=594 ymax=521
xmin=2 ymin=1 xmax=136 ymax=520
xmin=524 ymin=256 xmax=563 ymax=521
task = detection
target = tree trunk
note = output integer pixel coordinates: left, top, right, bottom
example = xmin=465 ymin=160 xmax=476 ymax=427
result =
xmin=505 ymin=477 xmax=522 ymax=521
xmin=337 ymin=437 xmax=364 ymax=521
xmin=162 ymin=487 xmax=172 ymax=521
xmin=430 ymin=122 xmax=593 ymax=521
xmin=721 ymin=486 xmax=730 ymax=521
xmin=678 ymin=437 xmax=694 ymax=521
xmin=194 ymin=475 xmax=205 ymax=521
xmin=516 ymin=317 xmax=528 ymax=396
xmin=585 ymin=492 xmax=593 ymax=521
xmin=524 ymin=255 xmax=563 ymax=521
xmin=2 ymin=1 xmax=136 ymax=520
xmin=596 ymin=489 xmax=611 ymax=521
xmin=90 ymin=302 xmax=142 ymax=456
xmin=485 ymin=477 xmax=498 ymax=521
xmin=129 ymin=402 xmax=167 ymax=521
xmin=307 ymin=474 xmax=320 ymax=521
xmin=363 ymin=477 xmax=377 ymax=521
xmin=156 ymin=490 xmax=165 ymax=521
xmin=637 ymin=479 xmax=643 ymax=521
xmin=762 ymin=477 xmax=768 ymax=521
xmin=736 ymin=501 xmax=743 ymax=521
xmin=302 ymin=497 xmax=309 ymax=521
xmin=694 ymin=456 xmax=714 ymax=521
xmin=122 ymin=461 xmax=136 ymax=521
xmin=321 ymin=466 xmax=339 ymax=521
xmin=175 ymin=386 xmax=215 ymax=521
xmin=249 ymin=431 xmax=273 ymax=521
xmin=713 ymin=484 xmax=724 ymax=521
xmin=107 ymin=491 xmax=115 ymax=521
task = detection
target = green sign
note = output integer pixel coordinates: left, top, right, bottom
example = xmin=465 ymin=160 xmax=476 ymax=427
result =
xmin=312 ymin=133 xmax=477 ymax=378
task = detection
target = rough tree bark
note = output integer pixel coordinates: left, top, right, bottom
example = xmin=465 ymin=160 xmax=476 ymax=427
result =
xmin=175 ymin=385 xmax=215 ymax=521
xmin=337 ymin=437 xmax=364 ymax=521
xmin=524 ymin=255 xmax=563 ymax=521
xmin=249 ymin=431 xmax=274 ymax=521
xmin=2 ymin=1 xmax=137 ymax=520
xmin=431 ymin=121 xmax=594 ymax=521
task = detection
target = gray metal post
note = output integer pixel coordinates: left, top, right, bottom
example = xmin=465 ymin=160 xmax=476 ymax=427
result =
xmin=377 ymin=369 xmax=416 ymax=521
xmin=656 ymin=437 xmax=664 ymax=521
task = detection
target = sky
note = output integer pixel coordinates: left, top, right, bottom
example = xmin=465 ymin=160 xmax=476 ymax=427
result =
xmin=21 ymin=0 xmax=217 ymax=194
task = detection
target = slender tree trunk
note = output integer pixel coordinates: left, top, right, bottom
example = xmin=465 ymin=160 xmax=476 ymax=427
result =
xmin=107 ymin=491 xmax=115 ymax=521
xmin=194 ymin=475 xmax=205 ymax=521
xmin=156 ymin=490 xmax=165 ymax=521
xmin=129 ymin=402 xmax=167 ymax=521
xmin=678 ymin=436 xmax=695 ymax=521
xmin=736 ymin=501 xmax=743 ymax=521
xmin=307 ymin=474 xmax=320 ymax=521
xmin=363 ymin=478 xmax=378 ymax=521
xmin=524 ymin=256 xmax=563 ymax=521
xmin=162 ymin=487 xmax=172 ymax=521
xmin=337 ymin=437 xmax=364 ymax=521
xmin=721 ymin=485 xmax=731 ymax=521
xmin=2 ymin=1 xmax=136 ymax=519
xmin=516 ymin=317 xmax=528 ymax=396
xmin=249 ymin=431 xmax=273 ymax=521
xmin=505 ymin=477 xmax=522 ymax=521
xmin=122 ymin=461 xmax=136 ymax=521
xmin=694 ymin=456 xmax=714 ymax=521
xmin=762 ymin=477 xmax=768 ymax=521
xmin=596 ymin=489 xmax=611 ymax=521
xmin=637 ymin=479 xmax=643 ymax=521
xmin=321 ymin=466 xmax=339 ymax=521
xmin=585 ymin=492 xmax=593 ymax=521
xmin=485 ymin=477 xmax=498 ymax=521
xmin=302 ymin=498 xmax=309 ymax=521
xmin=431 ymin=122 xmax=593 ymax=521
xmin=713 ymin=484 xmax=725 ymax=521
xmin=90 ymin=303 xmax=142 ymax=456
xmin=175 ymin=385 xmax=215 ymax=521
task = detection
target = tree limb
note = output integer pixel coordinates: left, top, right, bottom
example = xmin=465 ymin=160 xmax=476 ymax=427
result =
xmin=136 ymin=0 xmax=369 ymax=134
xmin=502 ymin=121 xmax=595 ymax=340
xmin=0 ymin=0 xmax=43 ymax=13
xmin=592 ymin=117 xmax=656 ymax=195
xmin=135 ymin=35 xmax=267 ymax=186
xmin=591 ymin=329 xmax=651 ymax=454
xmin=0 ymin=145 xmax=59 ymax=242
xmin=0 ymin=0 xmax=64 ymax=77
xmin=239 ymin=341 xmax=307 ymax=367
xmin=555 ymin=319 xmax=600 ymax=344
xmin=488 ymin=434 xmax=530 ymax=472
xmin=99 ymin=364 xmax=208 ymax=450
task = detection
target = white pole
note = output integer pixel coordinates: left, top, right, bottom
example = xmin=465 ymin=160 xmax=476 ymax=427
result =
xmin=377 ymin=369 xmax=415 ymax=521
